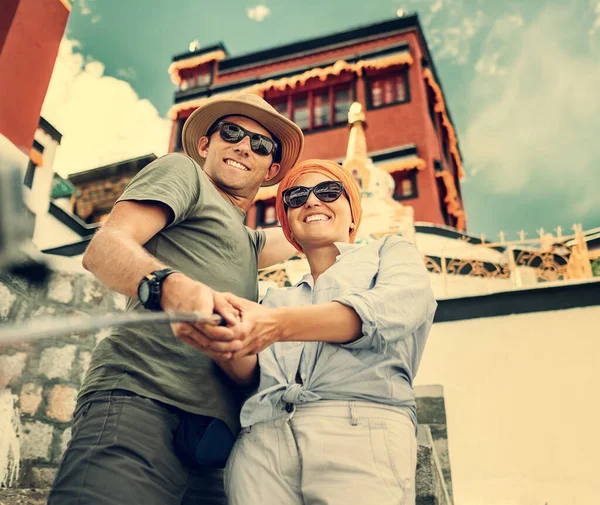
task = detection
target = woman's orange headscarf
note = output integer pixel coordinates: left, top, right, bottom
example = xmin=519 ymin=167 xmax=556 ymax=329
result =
xmin=275 ymin=159 xmax=363 ymax=252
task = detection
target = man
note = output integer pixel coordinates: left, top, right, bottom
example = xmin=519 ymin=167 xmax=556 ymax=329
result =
xmin=48 ymin=93 xmax=303 ymax=505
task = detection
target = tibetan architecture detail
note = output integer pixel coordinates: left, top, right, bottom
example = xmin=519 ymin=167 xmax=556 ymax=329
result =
xmin=343 ymin=102 xmax=416 ymax=245
xmin=168 ymin=15 xmax=467 ymax=231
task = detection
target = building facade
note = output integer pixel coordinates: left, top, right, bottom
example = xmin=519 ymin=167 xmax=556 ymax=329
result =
xmin=167 ymin=14 xmax=466 ymax=231
xmin=0 ymin=0 xmax=71 ymax=155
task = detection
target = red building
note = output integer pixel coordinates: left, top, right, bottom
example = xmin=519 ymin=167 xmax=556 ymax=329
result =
xmin=0 ymin=0 xmax=71 ymax=155
xmin=168 ymin=14 xmax=466 ymax=231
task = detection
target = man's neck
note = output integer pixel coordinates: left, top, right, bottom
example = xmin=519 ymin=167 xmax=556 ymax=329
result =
xmin=205 ymin=174 xmax=259 ymax=214
xmin=214 ymin=186 xmax=254 ymax=213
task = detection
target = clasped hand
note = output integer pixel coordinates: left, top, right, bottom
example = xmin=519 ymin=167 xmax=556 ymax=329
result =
xmin=163 ymin=274 xmax=280 ymax=360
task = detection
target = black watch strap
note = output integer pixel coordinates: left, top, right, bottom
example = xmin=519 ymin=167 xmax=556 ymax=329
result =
xmin=138 ymin=268 xmax=180 ymax=311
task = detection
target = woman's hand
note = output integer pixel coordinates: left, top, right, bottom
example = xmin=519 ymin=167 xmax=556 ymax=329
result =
xmin=219 ymin=293 xmax=284 ymax=358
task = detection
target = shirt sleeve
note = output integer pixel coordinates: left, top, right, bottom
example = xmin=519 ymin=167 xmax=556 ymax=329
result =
xmin=116 ymin=153 xmax=201 ymax=227
xmin=246 ymin=227 xmax=267 ymax=255
xmin=333 ymin=235 xmax=437 ymax=353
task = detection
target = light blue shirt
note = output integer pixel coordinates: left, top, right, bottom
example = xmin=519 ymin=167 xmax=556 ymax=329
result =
xmin=240 ymin=235 xmax=437 ymax=428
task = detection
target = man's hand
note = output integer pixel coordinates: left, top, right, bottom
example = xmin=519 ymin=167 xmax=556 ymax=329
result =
xmin=220 ymin=293 xmax=284 ymax=358
xmin=162 ymin=273 xmax=243 ymax=358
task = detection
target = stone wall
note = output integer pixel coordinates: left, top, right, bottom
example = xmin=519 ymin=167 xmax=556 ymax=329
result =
xmin=1 ymin=269 xmax=452 ymax=505
xmin=0 ymin=269 xmax=125 ymax=488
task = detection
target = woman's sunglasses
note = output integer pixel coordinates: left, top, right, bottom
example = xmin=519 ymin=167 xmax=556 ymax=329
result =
xmin=207 ymin=121 xmax=278 ymax=157
xmin=282 ymin=181 xmax=345 ymax=209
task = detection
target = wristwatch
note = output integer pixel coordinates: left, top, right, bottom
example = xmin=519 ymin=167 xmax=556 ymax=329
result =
xmin=137 ymin=268 xmax=180 ymax=311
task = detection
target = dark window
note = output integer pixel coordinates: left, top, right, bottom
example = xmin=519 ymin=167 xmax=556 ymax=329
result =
xmin=367 ymin=70 xmax=410 ymax=109
xmin=393 ymin=171 xmax=418 ymax=201
xmin=442 ymin=135 xmax=450 ymax=166
xmin=273 ymin=99 xmax=290 ymax=119
xmin=427 ymin=85 xmax=437 ymax=129
xmin=256 ymin=200 xmax=279 ymax=227
xmin=24 ymin=161 xmax=36 ymax=189
xmin=313 ymin=90 xmax=330 ymax=128
xmin=174 ymin=118 xmax=185 ymax=152
xmin=293 ymin=94 xmax=310 ymax=130
xmin=269 ymin=83 xmax=354 ymax=132
xmin=334 ymin=86 xmax=352 ymax=123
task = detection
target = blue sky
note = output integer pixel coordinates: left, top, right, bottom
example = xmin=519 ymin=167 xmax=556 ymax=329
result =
xmin=43 ymin=0 xmax=600 ymax=241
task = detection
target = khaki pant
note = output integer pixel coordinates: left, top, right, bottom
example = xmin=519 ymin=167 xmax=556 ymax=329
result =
xmin=48 ymin=390 xmax=227 ymax=505
xmin=225 ymin=400 xmax=416 ymax=505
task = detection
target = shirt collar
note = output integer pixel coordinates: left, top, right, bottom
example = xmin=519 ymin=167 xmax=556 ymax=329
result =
xmin=293 ymin=242 xmax=361 ymax=288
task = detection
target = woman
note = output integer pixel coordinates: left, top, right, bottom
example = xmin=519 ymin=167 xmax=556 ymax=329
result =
xmin=220 ymin=159 xmax=436 ymax=505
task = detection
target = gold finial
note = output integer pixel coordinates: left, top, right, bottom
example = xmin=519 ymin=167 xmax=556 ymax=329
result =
xmin=555 ymin=226 xmax=562 ymax=238
xmin=499 ymin=231 xmax=505 ymax=244
xmin=518 ymin=230 xmax=527 ymax=241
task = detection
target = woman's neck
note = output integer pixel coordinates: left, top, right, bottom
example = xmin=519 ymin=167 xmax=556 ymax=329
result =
xmin=304 ymin=244 xmax=341 ymax=283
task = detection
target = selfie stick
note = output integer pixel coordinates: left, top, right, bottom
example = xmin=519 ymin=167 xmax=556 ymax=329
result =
xmin=0 ymin=311 xmax=224 ymax=346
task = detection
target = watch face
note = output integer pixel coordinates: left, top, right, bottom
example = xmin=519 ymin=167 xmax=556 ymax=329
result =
xmin=138 ymin=281 xmax=150 ymax=303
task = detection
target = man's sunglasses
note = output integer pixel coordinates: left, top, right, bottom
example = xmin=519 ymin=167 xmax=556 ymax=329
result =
xmin=282 ymin=181 xmax=345 ymax=209
xmin=207 ymin=121 xmax=278 ymax=157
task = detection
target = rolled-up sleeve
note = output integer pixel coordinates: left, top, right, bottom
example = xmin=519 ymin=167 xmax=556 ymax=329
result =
xmin=333 ymin=236 xmax=436 ymax=353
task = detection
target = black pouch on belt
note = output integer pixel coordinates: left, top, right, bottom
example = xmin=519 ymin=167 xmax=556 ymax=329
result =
xmin=174 ymin=412 xmax=236 ymax=469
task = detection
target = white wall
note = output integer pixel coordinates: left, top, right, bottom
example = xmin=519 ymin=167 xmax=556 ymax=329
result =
xmin=415 ymin=306 xmax=600 ymax=505
xmin=32 ymin=212 xmax=82 ymax=251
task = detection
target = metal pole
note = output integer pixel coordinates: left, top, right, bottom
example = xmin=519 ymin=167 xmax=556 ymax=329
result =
xmin=0 ymin=311 xmax=224 ymax=346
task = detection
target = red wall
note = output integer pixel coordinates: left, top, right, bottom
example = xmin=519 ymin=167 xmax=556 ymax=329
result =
xmin=292 ymin=32 xmax=447 ymax=225
xmin=0 ymin=0 xmax=69 ymax=153
xmin=216 ymin=33 xmax=410 ymax=85
xmin=172 ymin=28 xmax=463 ymax=228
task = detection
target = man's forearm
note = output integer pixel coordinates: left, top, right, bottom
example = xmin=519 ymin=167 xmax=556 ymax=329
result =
xmin=83 ymin=227 xmax=166 ymax=298
xmin=276 ymin=302 xmax=362 ymax=344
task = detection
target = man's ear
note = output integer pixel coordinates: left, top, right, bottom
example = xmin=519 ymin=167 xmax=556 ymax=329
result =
xmin=264 ymin=163 xmax=282 ymax=183
xmin=198 ymin=136 xmax=210 ymax=158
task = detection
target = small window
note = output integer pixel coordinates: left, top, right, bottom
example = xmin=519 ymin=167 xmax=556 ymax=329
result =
xmin=368 ymin=71 xmax=410 ymax=109
xmin=263 ymin=205 xmax=277 ymax=226
xmin=313 ymin=91 xmax=330 ymax=128
xmin=293 ymin=94 xmax=310 ymax=130
xmin=174 ymin=118 xmax=185 ymax=152
xmin=273 ymin=99 xmax=290 ymax=118
xmin=197 ymin=73 xmax=211 ymax=87
xmin=267 ymin=82 xmax=354 ymax=132
xmin=256 ymin=201 xmax=278 ymax=227
xmin=24 ymin=161 xmax=36 ymax=189
xmin=334 ymin=86 xmax=352 ymax=123
xmin=393 ymin=171 xmax=418 ymax=201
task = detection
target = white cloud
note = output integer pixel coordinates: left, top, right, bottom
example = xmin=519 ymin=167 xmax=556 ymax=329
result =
xmin=591 ymin=1 xmax=600 ymax=34
xmin=463 ymin=5 xmax=600 ymax=220
xmin=475 ymin=15 xmax=524 ymax=76
xmin=76 ymin=0 xmax=101 ymax=23
xmin=41 ymin=39 xmax=171 ymax=176
xmin=430 ymin=0 xmax=443 ymax=14
xmin=116 ymin=67 xmax=137 ymax=81
xmin=430 ymin=11 xmax=487 ymax=64
xmin=77 ymin=0 xmax=91 ymax=16
xmin=247 ymin=5 xmax=271 ymax=22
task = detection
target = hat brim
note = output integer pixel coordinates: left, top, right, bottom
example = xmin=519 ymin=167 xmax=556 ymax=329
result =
xmin=181 ymin=96 xmax=304 ymax=187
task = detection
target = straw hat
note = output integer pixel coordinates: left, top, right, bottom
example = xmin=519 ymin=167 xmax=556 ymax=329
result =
xmin=181 ymin=93 xmax=304 ymax=187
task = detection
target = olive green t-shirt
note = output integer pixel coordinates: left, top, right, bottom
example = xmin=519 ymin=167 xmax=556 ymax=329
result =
xmin=79 ymin=153 xmax=266 ymax=434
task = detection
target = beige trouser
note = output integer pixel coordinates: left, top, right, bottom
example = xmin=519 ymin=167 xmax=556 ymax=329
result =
xmin=225 ymin=400 xmax=416 ymax=505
